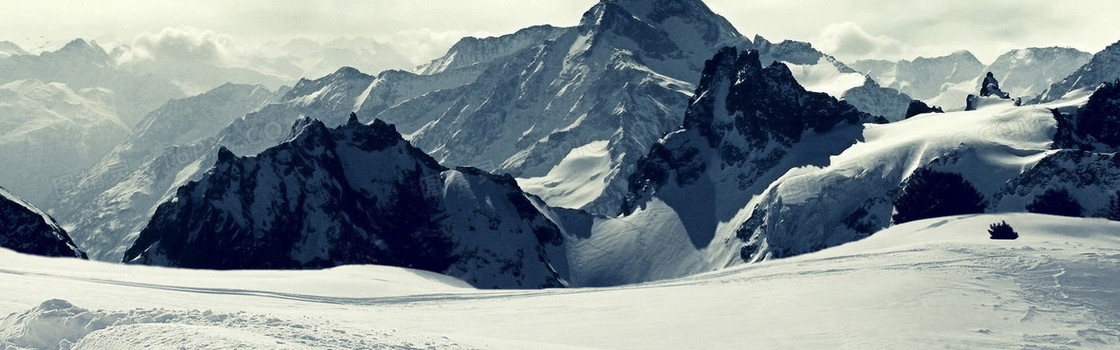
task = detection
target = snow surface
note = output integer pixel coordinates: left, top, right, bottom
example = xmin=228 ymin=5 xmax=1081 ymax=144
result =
xmin=2 ymin=213 xmax=1118 ymax=349
xmin=516 ymin=140 xmax=614 ymax=210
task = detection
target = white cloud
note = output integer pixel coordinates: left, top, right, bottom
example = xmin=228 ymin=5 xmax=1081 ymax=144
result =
xmin=815 ymin=22 xmax=907 ymax=62
xmin=115 ymin=27 xmax=240 ymax=67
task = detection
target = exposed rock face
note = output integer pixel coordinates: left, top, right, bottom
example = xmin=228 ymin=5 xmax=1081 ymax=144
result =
xmin=980 ymin=72 xmax=1009 ymax=99
xmin=124 ymin=114 xmax=567 ymax=289
xmin=0 ymin=186 xmax=86 ymax=259
xmin=1052 ymin=80 xmax=1120 ymax=151
xmin=623 ymin=47 xmax=869 ymax=255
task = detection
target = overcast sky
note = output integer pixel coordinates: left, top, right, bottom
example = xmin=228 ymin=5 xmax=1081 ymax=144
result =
xmin=1 ymin=0 xmax=1117 ymax=64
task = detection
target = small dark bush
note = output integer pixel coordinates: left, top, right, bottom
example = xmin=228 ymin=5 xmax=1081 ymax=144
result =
xmin=1025 ymin=188 xmax=1083 ymax=217
xmin=988 ymin=221 xmax=1019 ymax=240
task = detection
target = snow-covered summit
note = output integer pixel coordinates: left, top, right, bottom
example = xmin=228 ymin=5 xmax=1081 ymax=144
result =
xmin=0 ymin=186 xmax=86 ymax=259
xmin=983 ymin=47 xmax=1090 ymax=99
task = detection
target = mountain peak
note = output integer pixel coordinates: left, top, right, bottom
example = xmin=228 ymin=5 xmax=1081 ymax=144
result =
xmin=56 ymin=38 xmax=109 ymax=59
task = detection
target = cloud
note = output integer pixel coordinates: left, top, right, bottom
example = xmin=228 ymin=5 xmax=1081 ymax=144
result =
xmin=816 ymin=22 xmax=907 ymax=61
xmin=115 ymin=27 xmax=240 ymax=67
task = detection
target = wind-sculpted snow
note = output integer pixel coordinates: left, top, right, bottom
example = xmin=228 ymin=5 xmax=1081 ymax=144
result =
xmin=125 ymin=115 xmax=566 ymax=289
xmin=0 ymin=299 xmax=481 ymax=350
xmin=0 ymin=187 xmax=86 ymax=259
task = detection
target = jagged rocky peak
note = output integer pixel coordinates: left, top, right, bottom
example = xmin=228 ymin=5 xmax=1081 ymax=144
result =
xmin=626 ymin=47 xmax=868 ymax=209
xmin=577 ymin=0 xmax=747 ymax=81
xmin=48 ymin=39 xmax=112 ymax=65
xmin=0 ymin=186 xmax=86 ymax=259
xmin=685 ymin=47 xmax=867 ymax=148
xmin=123 ymin=114 xmax=566 ymax=288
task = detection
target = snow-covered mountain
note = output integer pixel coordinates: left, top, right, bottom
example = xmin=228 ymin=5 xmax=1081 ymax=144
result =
xmin=851 ymin=50 xmax=984 ymax=108
xmin=0 ymin=79 xmax=129 ymax=207
xmin=1035 ymin=39 xmax=1120 ymax=103
xmin=376 ymin=0 xmax=897 ymax=214
xmin=123 ymin=115 xmax=567 ymax=289
xmin=993 ymin=82 xmax=1120 ymax=216
xmin=0 ymin=186 xmax=86 ymax=259
xmin=0 ymin=39 xmax=184 ymax=126
xmin=981 ymin=47 xmax=1090 ymax=99
xmin=840 ymin=76 xmax=913 ymax=122
xmin=614 ymin=47 xmax=870 ymax=276
xmin=0 ymin=41 xmax=28 ymax=58
xmin=52 ymin=83 xmax=279 ymax=260
xmin=56 ymin=0 xmax=922 ymax=264
xmin=608 ymin=45 xmax=1119 ymax=271
xmin=729 ymin=87 xmax=1112 ymax=262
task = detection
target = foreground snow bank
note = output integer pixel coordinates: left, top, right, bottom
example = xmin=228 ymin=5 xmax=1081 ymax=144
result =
xmin=1 ymin=213 xmax=1118 ymax=349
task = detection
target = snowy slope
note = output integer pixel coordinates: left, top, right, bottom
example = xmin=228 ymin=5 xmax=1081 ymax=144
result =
xmin=1035 ymin=39 xmax=1120 ymax=103
xmin=52 ymin=83 xmax=278 ymax=260
xmin=124 ymin=115 xmax=567 ymax=289
xmin=2 ymin=213 xmax=1118 ymax=349
xmin=0 ymin=39 xmax=184 ymax=126
xmin=981 ymin=47 xmax=1091 ymax=99
xmin=0 ymin=79 xmax=129 ymax=207
xmin=0 ymin=186 xmax=85 ymax=258
xmin=730 ymin=92 xmax=1096 ymax=264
